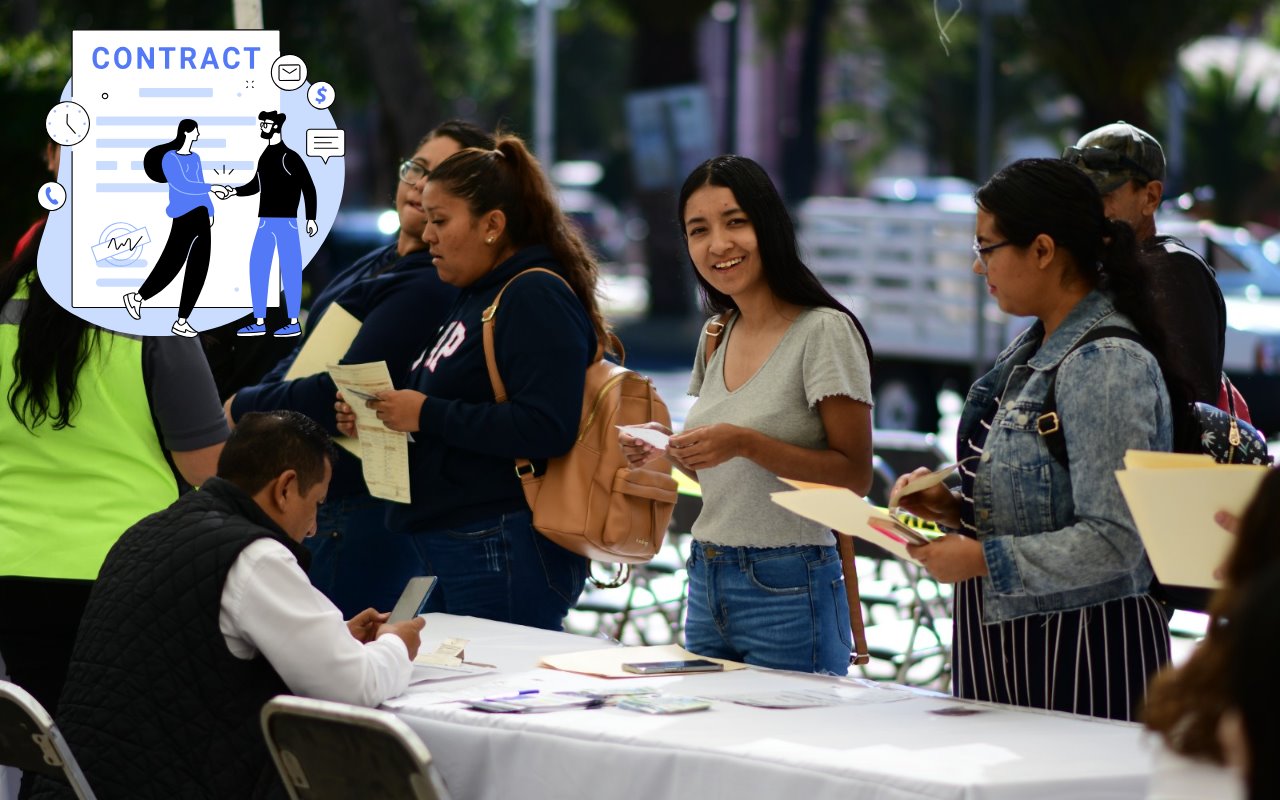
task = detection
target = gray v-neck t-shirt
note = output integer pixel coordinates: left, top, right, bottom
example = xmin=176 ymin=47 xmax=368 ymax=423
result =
xmin=684 ymin=307 xmax=873 ymax=548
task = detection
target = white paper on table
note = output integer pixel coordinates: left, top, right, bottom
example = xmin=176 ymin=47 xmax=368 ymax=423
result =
xmin=1116 ymin=452 xmax=1267 ymax=589
xmin=702 ymin=685 xmax=910 ymax=709
xmin=617 ymin=425 xmax=670 ymax=452
xmin=540 ymin=644 xmax=746 ymax=678
xmin=328 ymin=361 xmax=411 ymax=503
xmin=408 ymin=662 xmax=495 ymax=686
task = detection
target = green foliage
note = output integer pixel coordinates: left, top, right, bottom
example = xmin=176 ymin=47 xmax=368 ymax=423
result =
xmin=1025 ymin=0 xmax=1268 ymax=128
xmin=1181 ymin=63 xmax=1280 ymax=225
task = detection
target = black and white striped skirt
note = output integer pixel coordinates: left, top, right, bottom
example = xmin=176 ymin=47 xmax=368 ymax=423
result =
xmin=952 ymin=577 xmax=1171 ymax=722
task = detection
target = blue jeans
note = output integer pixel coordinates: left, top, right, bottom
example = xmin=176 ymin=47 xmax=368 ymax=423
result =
xmin=249 ymin=217 xmax=302 ymax=318
xmin=406 ymin=510 xmax=587 ymax=631
xmin=308 ymin=493 xmax=422 ymax=618
xmin=685 ymin=541 xmax=852 ymax=675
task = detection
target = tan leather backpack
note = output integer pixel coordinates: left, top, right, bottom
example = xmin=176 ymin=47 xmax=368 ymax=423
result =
xmin=481 ymin=268 xmax=678 ymax=564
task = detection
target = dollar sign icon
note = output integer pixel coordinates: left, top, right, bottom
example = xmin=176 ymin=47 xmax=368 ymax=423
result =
xmin=309 ymin=81 xmax=335 ymax=110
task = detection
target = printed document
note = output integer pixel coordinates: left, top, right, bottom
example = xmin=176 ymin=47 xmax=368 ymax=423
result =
xmin=328 ymin=361 xmax=411 ymax=503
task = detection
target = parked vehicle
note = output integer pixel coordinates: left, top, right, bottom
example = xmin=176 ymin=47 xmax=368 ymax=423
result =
xmin=796 ymin=197 xmax=1280 ymax=436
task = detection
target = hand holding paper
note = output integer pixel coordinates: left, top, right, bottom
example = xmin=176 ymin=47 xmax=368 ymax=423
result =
xmin=618 ymin=422 xmax=673 ymax=470
xmin=771 ymin=479 xmax=939 ymax=565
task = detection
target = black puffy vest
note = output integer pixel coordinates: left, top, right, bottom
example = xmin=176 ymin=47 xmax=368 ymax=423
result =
xmin=31 ymin=478 xmax=311 ymax=800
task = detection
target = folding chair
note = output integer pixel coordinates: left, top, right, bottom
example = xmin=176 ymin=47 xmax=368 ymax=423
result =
xmin=261 ymin=695 xmax=452 ymax=800
xmin=0 ymin=680 xmax=96 ymax=800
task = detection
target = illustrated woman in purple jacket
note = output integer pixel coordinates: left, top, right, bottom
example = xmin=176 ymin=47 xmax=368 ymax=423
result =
xmin=123 ymin=118 xmax=214 ymax=337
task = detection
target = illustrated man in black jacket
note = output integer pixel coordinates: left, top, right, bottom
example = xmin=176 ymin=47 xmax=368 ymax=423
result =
xmin=215 ymin=110 xmax=318 ymax=339
xmin=1063 ymin=121 xmax=1227 ymax=405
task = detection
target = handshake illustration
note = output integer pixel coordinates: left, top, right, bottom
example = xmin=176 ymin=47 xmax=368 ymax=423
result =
xmin=211 ymin=185 xmax=236 ymax=200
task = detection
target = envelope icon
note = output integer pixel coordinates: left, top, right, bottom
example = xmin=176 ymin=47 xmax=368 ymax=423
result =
xmin=278 ymin=64 xmax=300 ymax=81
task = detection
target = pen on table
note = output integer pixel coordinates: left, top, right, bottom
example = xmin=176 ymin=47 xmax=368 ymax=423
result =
xmin=517 ymin=689 xmax=539 ymax=696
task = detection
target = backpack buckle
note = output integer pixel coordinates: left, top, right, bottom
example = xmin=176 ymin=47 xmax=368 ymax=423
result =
xmin=705 ymin=320 xmax=726 ymax=338
xmin=514 ymin=463 xmax=536 ymax=478
xmin=1036 ymin=412 xmax=1060 ymax=436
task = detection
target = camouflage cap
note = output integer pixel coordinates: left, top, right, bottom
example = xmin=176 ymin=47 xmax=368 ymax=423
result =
xmin=1062 ymin=121 xmax=1165 ymax=195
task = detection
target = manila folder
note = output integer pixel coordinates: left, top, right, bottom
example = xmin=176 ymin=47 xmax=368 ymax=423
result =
xmin=1116 ymin=464 xmax=1267 ymax=589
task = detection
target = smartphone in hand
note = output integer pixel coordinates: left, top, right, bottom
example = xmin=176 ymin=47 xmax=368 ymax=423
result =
xmin=621 ymin=659 xmax=724 ymax=675
xmin=388 ymin=576 xmax=438 ymax=623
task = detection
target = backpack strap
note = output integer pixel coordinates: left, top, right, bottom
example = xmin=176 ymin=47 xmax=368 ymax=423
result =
xmin=1040 ymin=325 xmax=1144 ymax=468
xmin=702 ymin=309 xmax=737 ymax=367
xmin=481 ymin=267 xmax=614 ymax=480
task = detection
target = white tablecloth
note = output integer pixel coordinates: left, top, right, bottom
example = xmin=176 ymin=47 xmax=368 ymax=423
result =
xmin=389 ymin=614 xmax=1195 ymax=800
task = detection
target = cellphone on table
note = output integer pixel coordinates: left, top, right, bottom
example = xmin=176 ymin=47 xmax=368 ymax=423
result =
xmin=620 ymin=659 xmax=724 ymax=675
xmin=387 ymin=576 xmax=438 ymax=623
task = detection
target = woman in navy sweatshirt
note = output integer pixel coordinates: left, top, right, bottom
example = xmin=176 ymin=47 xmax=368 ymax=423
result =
xmin=337 ymin=133 xmax=608 ymax=631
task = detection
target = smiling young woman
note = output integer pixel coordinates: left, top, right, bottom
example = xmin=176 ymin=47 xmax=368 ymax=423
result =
xmin=620 ymin=155 xmax=875 ymax=675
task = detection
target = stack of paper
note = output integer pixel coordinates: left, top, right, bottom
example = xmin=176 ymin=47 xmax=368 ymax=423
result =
xmin=770 ymin=478 xmax=941 ymax=565
xmin=1116 ymin=450 xmax=1269 ymax=589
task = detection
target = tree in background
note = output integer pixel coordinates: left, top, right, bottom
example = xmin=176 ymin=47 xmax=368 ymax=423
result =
xmin=1180 ymin=63 xmax=1280 ymax=225
xmin=1025 ymin=0 xmax=1265 ymax=130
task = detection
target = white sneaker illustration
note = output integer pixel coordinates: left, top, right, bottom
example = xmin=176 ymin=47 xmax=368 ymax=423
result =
xmin=123 ymin=292 xmax=142 ymax=320
xmin=171 ymin=320 xmax=199 ymax=338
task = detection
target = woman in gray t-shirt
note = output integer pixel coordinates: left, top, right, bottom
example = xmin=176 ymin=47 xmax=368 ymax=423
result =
xmin=621 ymin=155 xmax=874 ymax=674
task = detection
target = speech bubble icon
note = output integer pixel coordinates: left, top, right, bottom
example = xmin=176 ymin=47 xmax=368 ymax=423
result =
xmin=306 ymin=128 xmax=345 ymax=164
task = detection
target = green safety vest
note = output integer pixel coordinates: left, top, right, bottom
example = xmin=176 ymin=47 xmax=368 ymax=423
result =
xmin=0 ymin=283 xmax=178 ymax=580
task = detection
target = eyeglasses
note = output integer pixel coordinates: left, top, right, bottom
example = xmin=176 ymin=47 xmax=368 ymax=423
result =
xmin=398 ymin=160 xmax=429 ymax=185
xmin=972 ymin=239 xmax=1012 ymax=270
xmin=1061 ymin=145 xmax=1156 ymax=183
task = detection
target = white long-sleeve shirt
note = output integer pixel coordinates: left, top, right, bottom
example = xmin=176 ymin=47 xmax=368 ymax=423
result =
xmin=218 ymin=538 xmax=411 ymax=706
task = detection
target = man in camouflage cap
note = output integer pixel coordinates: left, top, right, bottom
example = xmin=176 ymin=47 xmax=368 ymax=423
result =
xmin=1064 ymin=121 xmax=1226 ymax=405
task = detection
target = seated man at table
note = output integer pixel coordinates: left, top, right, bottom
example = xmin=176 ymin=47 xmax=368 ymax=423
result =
xmin=31 ymin=410 xmax=425 ymax=800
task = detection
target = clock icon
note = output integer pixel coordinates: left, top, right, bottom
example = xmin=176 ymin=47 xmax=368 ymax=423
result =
xmin=46 ymin=101 xmax=90 ymax=146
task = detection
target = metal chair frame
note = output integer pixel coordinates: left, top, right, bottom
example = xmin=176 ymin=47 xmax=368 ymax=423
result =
xmin=0 ymin=680 xmax=96 ymax=800
xmin=260 ymin=695 xmax=452 ymax=800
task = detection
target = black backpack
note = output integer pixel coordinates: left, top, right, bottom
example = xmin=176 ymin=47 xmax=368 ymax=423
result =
xmin=1037 ymin=325 xmax=1272 ymax=612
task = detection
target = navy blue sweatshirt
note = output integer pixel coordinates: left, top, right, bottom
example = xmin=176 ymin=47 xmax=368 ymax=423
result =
xmin=231 ymin=245 xmax=456 ymax=498
xmin=388 ymin=245 xmax=596 ymax=532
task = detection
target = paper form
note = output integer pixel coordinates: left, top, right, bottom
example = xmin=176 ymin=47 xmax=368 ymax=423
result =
xmin=328 ymin=361 xmax=411 ymax=503
xmin=772 ymin=480 xmax=936 ymax=563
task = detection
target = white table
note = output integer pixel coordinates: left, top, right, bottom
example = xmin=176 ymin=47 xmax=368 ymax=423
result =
xmin=389 ymin=614 xmax=1178 ymax=800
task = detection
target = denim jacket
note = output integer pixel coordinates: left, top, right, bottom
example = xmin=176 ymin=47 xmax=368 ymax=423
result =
xmin=958 ymin=290 xmax=1172 ymax=623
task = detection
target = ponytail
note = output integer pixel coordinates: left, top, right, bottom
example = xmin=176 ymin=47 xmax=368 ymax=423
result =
xmin=1098 ymin=217 xmax=1198 ymax=444
xmin=428 ymin=134 xmax=610 ymax=352
xmin=143 ymin=118 xmax=197 ymax=183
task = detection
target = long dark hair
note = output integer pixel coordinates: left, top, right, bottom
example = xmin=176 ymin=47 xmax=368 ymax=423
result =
xmin=974 ymin=158 xmax=1195 ymax=433
xmin=1144 ymin=467 xmax=1280 ymax=764
xmin=143 ymin=119 xmax=197 ymax=183
xmin=676 ymin=155 xmax=873 ymax=363
xmin=418 ymin=119 xmax=494 ymax=151
xmin=427 ymin=134 xmax=609 ymax=349
xmin=0 ymin=221 xmax=100 ymax=430
xmin=1229 ymin=559 xmax=1280 ymax=800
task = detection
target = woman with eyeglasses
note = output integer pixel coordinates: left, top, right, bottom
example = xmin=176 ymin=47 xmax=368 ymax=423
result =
xmin=892 ymin=158 xmax=1190 ymax=721
xmin=224 ymin=121 xmax=494 ymax=617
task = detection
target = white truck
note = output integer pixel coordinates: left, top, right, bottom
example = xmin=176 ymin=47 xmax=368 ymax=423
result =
xmin=797 ymin=197 xmax=1280 ymax=436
